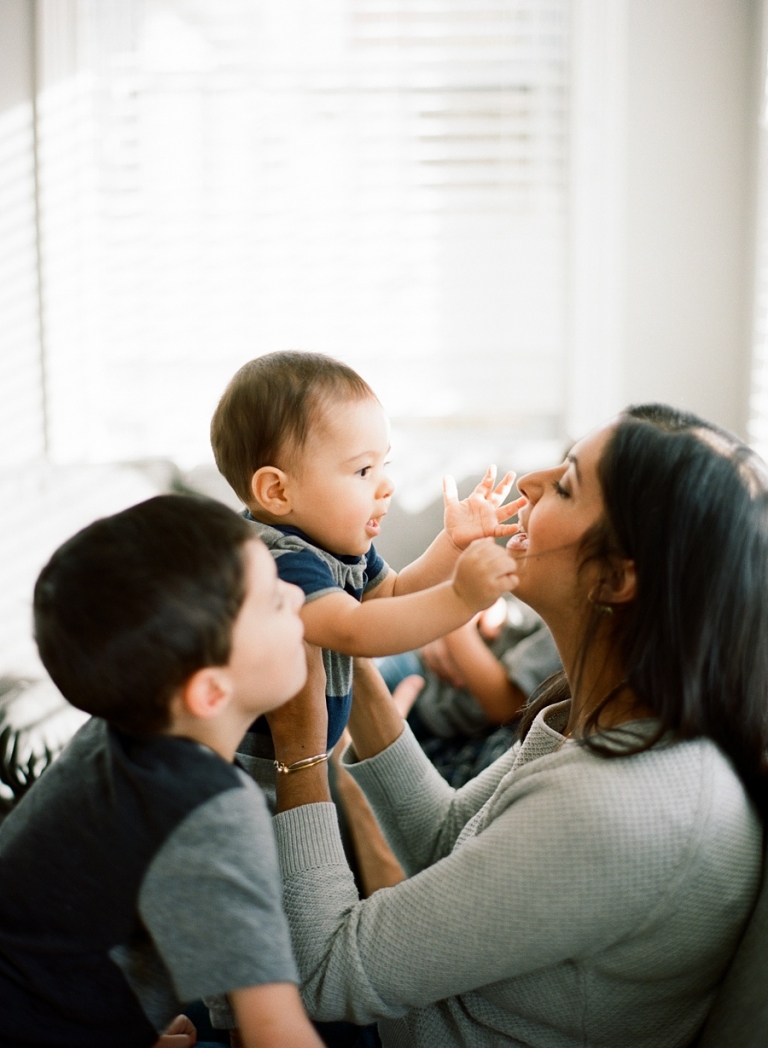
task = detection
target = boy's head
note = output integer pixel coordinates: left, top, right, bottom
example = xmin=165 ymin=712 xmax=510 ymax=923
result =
xmin=211 ymin=351 xmax=394 ymax=557
xmin=33 ymin=494 xmax=305 ymax=735
xmin=211 ymin=350 xmax=376 ymax=504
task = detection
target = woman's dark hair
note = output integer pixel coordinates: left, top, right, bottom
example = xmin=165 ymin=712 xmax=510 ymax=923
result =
xmin=520 ymin=404 xmax=768 ymax=817
xmin=33 ymin=494 xmax=254 ymax=735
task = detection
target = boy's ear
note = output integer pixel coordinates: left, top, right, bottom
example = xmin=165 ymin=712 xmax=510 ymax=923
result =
xmin=178 ymin=666 xmax=232 ymax=721
xmin=251 ymin=466 xmax=292 ymax=516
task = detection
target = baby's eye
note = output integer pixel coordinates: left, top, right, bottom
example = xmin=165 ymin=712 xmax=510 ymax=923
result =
xmin=357 ymin=466 xmax=371 ymax=477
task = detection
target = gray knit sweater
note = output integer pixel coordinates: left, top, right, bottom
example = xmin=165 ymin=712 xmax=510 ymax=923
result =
xmin=273 ymin=700 xmax=762 ymax=1047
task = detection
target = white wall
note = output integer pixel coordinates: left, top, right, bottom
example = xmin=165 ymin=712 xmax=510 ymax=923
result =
xmin=0 ymin=1 xmax=33 ymax=110
xmin=623 ymin=0 xmax=762 ymax=440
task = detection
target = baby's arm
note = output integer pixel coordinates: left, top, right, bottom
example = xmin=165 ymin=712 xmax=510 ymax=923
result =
xmin=379 ymin=466 xmax=525 ymax=599
xmin=301 ymin=538 xmax=518 ymax=657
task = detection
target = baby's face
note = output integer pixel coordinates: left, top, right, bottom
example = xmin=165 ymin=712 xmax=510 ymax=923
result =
xmin=288 ymin=396 xmax=394 ymax=556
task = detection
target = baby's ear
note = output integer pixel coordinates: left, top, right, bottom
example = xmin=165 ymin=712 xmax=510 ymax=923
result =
xmin=251 ymin=466 xmax=292 ymax=516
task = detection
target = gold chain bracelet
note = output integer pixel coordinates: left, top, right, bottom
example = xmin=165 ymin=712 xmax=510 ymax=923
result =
xmin=273 ymin=751 xmax=331 ymax=775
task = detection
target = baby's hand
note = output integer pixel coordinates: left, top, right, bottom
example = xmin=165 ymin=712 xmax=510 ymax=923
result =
xmin=452 ymin=538 xmax=519 ymax=612
xmin=444 ymin=466 xmax=526 ymax=551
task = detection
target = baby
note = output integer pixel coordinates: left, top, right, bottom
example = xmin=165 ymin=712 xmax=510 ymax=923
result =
xmin=210 ymin=351 xmax=521 ymax=756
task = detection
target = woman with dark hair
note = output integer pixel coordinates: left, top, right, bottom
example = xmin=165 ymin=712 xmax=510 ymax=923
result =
xmin=266 ymin=405 xmax=768 ymax=1048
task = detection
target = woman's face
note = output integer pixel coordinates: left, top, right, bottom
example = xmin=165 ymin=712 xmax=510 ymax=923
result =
xmin=509 ymin=422 xmax=614 ymax=623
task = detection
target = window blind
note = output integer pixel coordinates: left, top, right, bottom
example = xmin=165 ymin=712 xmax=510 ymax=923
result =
xmin=33 ymin=0 xmax=571 ymax=467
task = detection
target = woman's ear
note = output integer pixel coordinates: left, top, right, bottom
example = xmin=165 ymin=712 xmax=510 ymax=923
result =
xmin=251 ymin=466 xmax=292 ymax=516
xmin=604 ymin=558 xmax=637 ymax=606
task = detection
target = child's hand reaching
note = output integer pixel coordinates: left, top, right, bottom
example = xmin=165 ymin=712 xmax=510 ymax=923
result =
xmin=451 ymin=537 xmax=519 ymax=613
xmin=443 ymin=466 xmax=526 ymax=551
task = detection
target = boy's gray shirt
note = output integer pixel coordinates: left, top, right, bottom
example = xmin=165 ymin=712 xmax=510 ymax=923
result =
xmin=0 ymin=717 xmax=297 ymax=1044
xmin=273 ymin=702 xmax=762 ymax=1047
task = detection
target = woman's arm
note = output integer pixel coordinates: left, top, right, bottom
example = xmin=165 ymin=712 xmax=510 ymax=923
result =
xmin=344 ymin=659 xmax=517 ymax=872
xmin=266 ymin=644 xmax=333 ymax=814
xmin=231 ymin=984 xmax=324 ymax=1048
xmin=272 ymin=744 xmax=677 ymax=1029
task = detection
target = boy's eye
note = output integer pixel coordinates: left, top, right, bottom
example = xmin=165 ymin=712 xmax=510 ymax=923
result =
xmin=358 ymin=466 xmax=371 ymax=477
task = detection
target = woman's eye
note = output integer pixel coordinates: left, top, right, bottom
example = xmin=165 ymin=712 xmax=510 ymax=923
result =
xmin=553 ymin=479 xmax=569 ymax=498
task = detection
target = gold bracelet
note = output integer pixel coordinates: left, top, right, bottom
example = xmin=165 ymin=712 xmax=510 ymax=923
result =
xmin=273 ymin=751 xmax=331 ymax=775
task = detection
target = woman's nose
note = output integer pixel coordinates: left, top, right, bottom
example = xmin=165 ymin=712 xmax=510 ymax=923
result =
xmin=517 ymin=470 xmax=542 ymax=503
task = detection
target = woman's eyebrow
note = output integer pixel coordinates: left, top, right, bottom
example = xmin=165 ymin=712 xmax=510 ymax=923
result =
xmin=567 ymin=453 xmax=582 ymax=484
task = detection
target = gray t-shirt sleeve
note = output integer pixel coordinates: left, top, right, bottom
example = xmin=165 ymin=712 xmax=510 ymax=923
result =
xmin=138 ymin=771 xmax=298 ymax=1007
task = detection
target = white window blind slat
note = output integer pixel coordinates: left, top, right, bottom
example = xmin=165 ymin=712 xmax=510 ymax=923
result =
xmin=31 ymin=0 xmax=570 ymax=467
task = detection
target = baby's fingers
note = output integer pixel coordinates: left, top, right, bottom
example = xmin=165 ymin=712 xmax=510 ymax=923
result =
xmin=471 ymin=464 xmax=497 ymax=497
xmin=491 ymin=470 xmax=516 ymax=505
xmin=496 ymin=494 xmax=527 ymax=524
xmin=443 ymin=474 xmax=459 ymax=505
xmin=492 ymin=522 xmax=522 ymax=537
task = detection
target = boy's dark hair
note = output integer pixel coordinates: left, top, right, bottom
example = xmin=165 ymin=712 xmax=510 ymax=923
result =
xmin=211 ymin=350 xmax=376 ymax=504
xmin=33 ymin=495 xmax=254 ymax=735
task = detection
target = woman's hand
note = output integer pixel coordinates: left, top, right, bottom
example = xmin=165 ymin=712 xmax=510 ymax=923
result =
xmin=443 ymin=466 xmax=526 ymax=550
xmin=268 ymin=643 xmax=332 ymax=813
xmin=266 ymin=642 xmax=328 ymax=766
xmin=347 ymin=658 xmax=407 ymax=762
xmin=152 ymin=1014 xmax=196 ymax=1048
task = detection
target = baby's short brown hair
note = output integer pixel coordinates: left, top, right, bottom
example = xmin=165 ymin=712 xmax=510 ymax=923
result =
xmin=211 ymin=351 xmax=375 ymax=504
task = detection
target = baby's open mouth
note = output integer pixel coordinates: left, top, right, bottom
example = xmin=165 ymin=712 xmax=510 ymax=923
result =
xmin=506 ymin=531 xmax=528 ymax=551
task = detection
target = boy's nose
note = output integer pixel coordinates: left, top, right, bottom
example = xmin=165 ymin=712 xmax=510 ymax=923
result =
xmin=378 ymin=474 xmax=395 ymax=499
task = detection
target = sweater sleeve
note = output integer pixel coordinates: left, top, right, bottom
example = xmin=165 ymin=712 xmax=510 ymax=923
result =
xmin=273 ymin=737 xmax=762 ymax=1027
xmin=341 ymin=723 xmax=519 ymax=874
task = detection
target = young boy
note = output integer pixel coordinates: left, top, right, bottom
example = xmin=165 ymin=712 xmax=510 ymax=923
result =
xmin=210 ymin=351 xmax=521 ymax=777
xmin=0 ymin=495 xmax=325 ymax=1048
